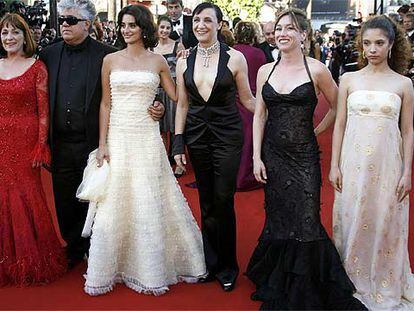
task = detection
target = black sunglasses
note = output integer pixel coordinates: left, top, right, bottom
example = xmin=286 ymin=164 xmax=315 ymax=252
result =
xmin=58 ymin=15 xmax=87 ymax=26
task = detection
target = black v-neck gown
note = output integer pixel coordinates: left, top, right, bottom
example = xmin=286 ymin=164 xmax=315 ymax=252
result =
xmin=246 ymin=58 xmax=367 ymax=310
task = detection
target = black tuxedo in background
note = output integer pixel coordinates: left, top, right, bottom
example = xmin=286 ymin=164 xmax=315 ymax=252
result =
xmin=169 ymin=15 xmax=198 ymax=49
xmin=259 ymin=41 xmax=275 ymax=63
xmin=39 ymin=38 xmax=117 ymax=263
xmin=408 ymin=31 xmax=414 ymax=44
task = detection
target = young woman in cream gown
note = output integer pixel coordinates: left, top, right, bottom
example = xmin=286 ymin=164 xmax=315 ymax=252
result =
xmin=84 ymin=5 xmax=206 ymax=296
xmin=330 ymin=15 xmax=414 ymax=310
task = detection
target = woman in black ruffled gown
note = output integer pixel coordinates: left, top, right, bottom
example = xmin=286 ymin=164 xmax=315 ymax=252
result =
xmin=246 ymin=8 xmax=367 ymax=310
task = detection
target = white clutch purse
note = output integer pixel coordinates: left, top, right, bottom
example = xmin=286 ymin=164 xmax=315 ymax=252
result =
xmin=76 ymin=148 xmax=110 ymax=237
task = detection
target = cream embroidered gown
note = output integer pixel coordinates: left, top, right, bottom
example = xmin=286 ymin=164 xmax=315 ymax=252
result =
xmin=333 ymin=90 xmax=414 ymax=310
xmin=84 ymin=71 xmax=206 ymax=296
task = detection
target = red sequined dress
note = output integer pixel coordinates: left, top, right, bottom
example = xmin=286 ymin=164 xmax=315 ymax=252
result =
xmin=0 ymin=60 xmax=67 ymax=286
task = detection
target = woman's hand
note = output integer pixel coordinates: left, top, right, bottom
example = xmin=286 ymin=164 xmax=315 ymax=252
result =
xmin=177 ymin=48 xmax=192 ymax=59
xmin=148 ymin=101 xmax=165 ymax=121
xmin=253 ymin=158 xmax=267 ymax=184
xmin=174 ymin=154 xmax=187 ymax=173
xmin=396 ymin=173 xmax=411 ymax=202
xmin=329 ymin=166 xmax=342 ymax=192
xmin=96 ymin=145 xmax=110 ymax=167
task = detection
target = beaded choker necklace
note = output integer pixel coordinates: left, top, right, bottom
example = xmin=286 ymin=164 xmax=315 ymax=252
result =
xmin=197 ymin=41 xmax=220 ymax=68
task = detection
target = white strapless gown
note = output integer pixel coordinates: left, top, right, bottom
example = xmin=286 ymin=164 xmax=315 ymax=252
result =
xmin=84 ymin=71 xmax=206 ymax=296
xmin=333 ymin=90 xmax=414 ymax=310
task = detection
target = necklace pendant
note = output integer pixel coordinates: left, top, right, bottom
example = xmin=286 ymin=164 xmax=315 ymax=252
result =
xmin=203 ymin=56 xmax=210 ymax=67
xmin=197 ymin=41 xmax=220 ymax=69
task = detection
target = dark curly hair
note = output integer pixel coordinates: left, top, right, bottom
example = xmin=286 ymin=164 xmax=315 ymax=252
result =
xmin=116 ymin=5 xmax=158 ymax=49
xmin=357 ymin=15 xmax=411 ymax=75
xmin=234 ymin=21 xmax=256 ymax=45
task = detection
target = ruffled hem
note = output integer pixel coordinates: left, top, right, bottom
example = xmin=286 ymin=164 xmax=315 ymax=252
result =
xmin=31 ymin=143 xmax=51 ymax=166
xmin=84 ymin=272 xmax=208 ymax=296
xmin=246 ymin=238 xmax=368 ymax=310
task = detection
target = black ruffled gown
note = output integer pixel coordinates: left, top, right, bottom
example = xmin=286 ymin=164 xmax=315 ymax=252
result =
xmin=246 ymin=57 xmax=367 ymax=310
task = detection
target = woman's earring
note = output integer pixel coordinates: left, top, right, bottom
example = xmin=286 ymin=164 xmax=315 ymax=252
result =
xmin=388 ymin=49 xmax=392 ymax=59
xmin=362 ymin=50 xmax=366 ymax=59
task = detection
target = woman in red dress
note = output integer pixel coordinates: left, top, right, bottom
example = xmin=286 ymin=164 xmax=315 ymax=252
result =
xmin=0 ymin=13 xmax=66 ymax=286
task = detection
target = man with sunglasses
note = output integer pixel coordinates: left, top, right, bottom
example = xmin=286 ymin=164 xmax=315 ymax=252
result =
xmin=39 ymin=0 xmax=165 ymax=268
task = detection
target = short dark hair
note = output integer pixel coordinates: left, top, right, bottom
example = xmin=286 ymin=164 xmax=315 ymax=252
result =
xmin=193 ymin=2 xmax=223 ymax=24
xmin=398 ymin=4 xmax=410 ymax=14
xmin=116 ymin=5 xmax=158 ymax=49
xmin=405 ymin=12 xmax=414 ymax=21
xmin=166 ymin=0 xmax=183 ymax=8
xmin=0 ymin=13 xmax=36 ymax=57
xmin=232 ymin=17 xmax=241 ymax=28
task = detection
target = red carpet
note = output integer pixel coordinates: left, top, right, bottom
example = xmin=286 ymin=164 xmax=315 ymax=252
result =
xmin=1 ymin=96 xmax=413 ymax=310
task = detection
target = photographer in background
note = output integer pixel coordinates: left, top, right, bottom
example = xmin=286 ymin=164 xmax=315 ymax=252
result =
xmin=328 ymin=25 xmax=359 ymax=83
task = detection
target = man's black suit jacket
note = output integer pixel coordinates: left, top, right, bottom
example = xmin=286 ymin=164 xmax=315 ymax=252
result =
xmin=169 ymin=15 xmax=198 ymax=49
xmin=259 ymin=41 xmax=275 ymax=64
xmin=39 ymin=39 xmax=117 ymax=154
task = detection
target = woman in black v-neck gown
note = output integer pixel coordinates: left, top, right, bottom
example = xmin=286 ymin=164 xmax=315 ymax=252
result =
xmin=246 ymin=9 xmax=367 ymax=310
xmin=173 ymin=2 xmax=255 ymax=291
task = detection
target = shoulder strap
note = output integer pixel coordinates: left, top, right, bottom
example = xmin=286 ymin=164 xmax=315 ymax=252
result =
xmin=266 ymin=57 xmax=280 ymax=82
xmin=303 ymin=55 xmax=314 ymax=85
xmin=172 ymin=41 xmax=179 ymax=56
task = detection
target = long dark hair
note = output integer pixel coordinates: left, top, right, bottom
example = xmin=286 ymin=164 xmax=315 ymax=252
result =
xmin=116 ymin=5 xmax=158 ymax=49
xmin=357 ymin=15 xmax=411 ymax=74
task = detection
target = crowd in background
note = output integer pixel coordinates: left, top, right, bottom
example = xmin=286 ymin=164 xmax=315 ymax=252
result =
xmin=1 ymin=0 xmax=414 ymax=309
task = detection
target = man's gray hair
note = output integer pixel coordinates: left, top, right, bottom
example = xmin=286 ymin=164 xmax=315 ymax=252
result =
xmin=57 ymin=0 xmax=97 ymax=22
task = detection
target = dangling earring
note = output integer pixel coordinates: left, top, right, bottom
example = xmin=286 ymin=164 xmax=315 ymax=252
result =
xmin=143 ymin=34 xmax=147 ymax=39
xmin=300 ymin=41 xmax=304 ymax=53
xmin=362 ymin=50 xmax=366 ymax=59
xmin=388 ymin=49 xmax=392 ymax=59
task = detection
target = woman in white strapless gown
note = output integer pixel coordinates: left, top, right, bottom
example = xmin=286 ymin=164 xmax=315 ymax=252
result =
xmin=84 ymin=5 xmax=206 ymax=296
xmin=330 ymin=16 xmax=414 ymax=310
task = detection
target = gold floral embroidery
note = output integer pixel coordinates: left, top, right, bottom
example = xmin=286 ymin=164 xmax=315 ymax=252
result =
xmin=377 ymin=125 xmax=384 ymax=133
xmin=365 ymin=145 xmax=374 ymax=156
xmin=360 ymin=196 xmax=367 ymax=204
xmin=362 ymin=223 xmax=369 ymax=230
xmin=380 ymin=106 xmax=392 ymax=114
xmin=360 ymin=107 xmax=371 ymax=114
xmin=381 ymin=279 xmax=389 ymax=288
xmin=353 ymin=256 xmax=359 ymax=263
xmin=384 ymin=249 xmax=393 ymax=258
xmin=371 ymin=174 xmax=380 ymax=184
xmin=368 ymin=164 xmax=375 ymax=171
xmin=376 ymin=293 xmax=384 ymax=303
